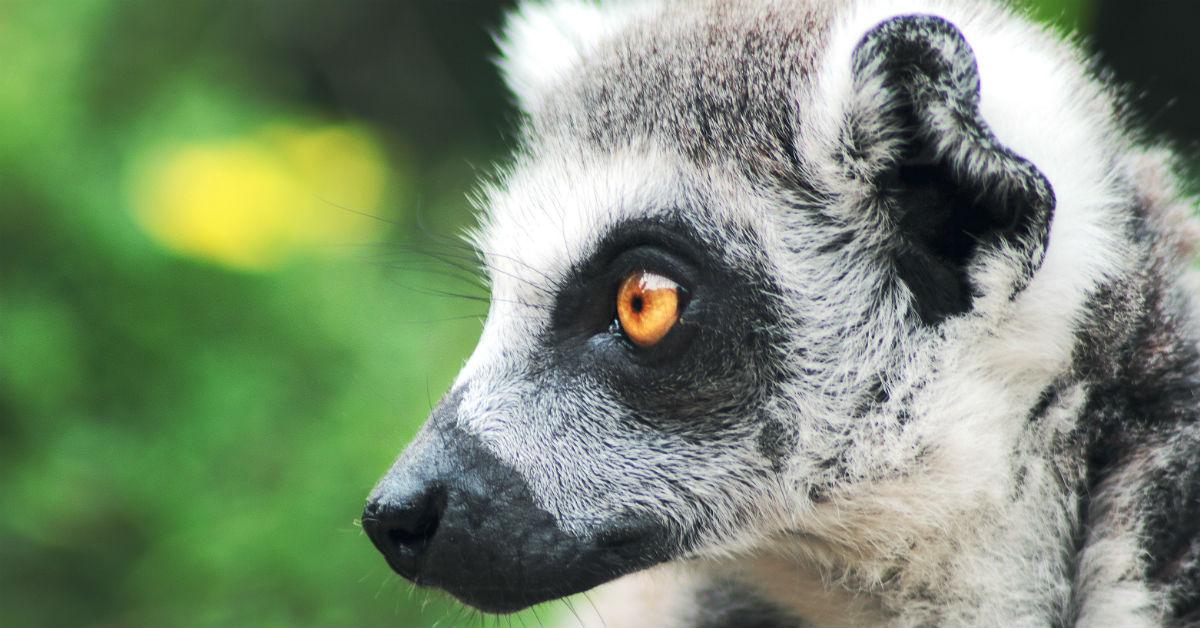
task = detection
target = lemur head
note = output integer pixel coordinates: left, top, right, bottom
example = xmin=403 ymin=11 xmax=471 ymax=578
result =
xmin=364 ymin=0 xmax=1123 ymax=614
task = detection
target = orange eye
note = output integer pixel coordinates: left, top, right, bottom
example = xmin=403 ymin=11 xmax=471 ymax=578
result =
xmin=616 ymin=270 xmax=682 ymax=348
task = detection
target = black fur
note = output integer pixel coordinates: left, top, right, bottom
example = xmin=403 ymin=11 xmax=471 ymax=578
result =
xmin=757 ymin=415 xmax=798 ymax=472
xmin=691 ymin=579 xmax=807 ymax=628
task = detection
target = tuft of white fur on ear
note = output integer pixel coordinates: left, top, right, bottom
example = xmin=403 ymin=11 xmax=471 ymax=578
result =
xmin=497 ymin=0 xmax=656 ymax=113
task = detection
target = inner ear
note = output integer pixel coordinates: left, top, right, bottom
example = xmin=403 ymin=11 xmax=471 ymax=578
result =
xmin=890 ymin=123 xmax=1003 ymax=276
xmin=852 ymin=15 xmax=1056 ymax=325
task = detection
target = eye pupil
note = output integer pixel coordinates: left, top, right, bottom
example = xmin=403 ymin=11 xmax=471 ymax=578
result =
xmin=631 ymin=295 xmax=644 ymax=313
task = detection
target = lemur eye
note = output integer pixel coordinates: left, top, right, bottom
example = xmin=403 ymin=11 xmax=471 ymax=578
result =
xmin=616 ymin=270 xmax=682 ymax=348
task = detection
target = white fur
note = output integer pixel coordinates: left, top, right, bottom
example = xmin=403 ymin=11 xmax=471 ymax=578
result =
xmin=497 ymin=0 xmax=658 ymax=113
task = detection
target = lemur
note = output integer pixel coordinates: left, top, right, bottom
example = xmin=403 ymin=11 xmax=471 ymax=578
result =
xmin=361 ymin=0 xmax=1200 ymax=625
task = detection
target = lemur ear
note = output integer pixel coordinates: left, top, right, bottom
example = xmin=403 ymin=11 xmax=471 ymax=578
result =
xmin=497 ymin=0 xmax=652 ymax=114
xmin=850 ymin=15 xmax=1055 ymax=325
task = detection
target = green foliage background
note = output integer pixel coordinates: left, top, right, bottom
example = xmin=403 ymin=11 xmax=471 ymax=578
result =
xmin=0 ymin=1 xmax=1163 ymax=626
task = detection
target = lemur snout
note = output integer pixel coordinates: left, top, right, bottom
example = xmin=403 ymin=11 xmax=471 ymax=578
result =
xmin=363 ymin=391 xmax=675 ymax=613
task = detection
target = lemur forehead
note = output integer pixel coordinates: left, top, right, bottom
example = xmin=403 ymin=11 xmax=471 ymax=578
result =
xmin=476 ymin=147 xmax=685 ymax=305
xmin=476 ymin=144 xmax=781 ymax=310
xmin=526 ymin=0 xmax=836 ymax=168
xmin=480 ymin=1 xmax=842 ymax=309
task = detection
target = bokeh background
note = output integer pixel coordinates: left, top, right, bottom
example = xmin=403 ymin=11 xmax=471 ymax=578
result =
xmin=1 ymin=1 xmax=1196 ymax=626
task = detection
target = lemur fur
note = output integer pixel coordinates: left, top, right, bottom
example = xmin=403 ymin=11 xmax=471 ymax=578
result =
xmin=363 ymin=1 xmax=1200 ymax=626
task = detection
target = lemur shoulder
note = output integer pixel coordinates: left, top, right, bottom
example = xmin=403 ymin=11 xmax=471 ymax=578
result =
xmin=362 ymin=1 xmax=1200 ymax=626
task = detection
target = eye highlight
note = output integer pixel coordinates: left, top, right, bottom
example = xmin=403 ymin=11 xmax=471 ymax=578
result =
xmin=616 ymin=270 xmax=682 ymax=348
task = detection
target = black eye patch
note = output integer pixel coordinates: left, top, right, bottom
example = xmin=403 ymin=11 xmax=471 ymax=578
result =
xmin=536 ymin=214 xmax=786 ymax=428
xmin=549 ymin=218 xmax=701 ymax=346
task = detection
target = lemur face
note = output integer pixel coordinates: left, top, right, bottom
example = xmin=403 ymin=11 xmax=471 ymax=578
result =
xmin=365 ymin=152 xmax=794 ymax=612
xmin=364 ymin=1 xmax=1057 ymax=614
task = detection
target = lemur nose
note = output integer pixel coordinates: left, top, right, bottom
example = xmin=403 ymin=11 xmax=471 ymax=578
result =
xmin=362 ymin=483 xmax=446 ymax=578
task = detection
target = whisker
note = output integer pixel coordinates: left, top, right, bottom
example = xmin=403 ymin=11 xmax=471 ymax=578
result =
xmin=314 ymin=195 xmax=404 ymax=226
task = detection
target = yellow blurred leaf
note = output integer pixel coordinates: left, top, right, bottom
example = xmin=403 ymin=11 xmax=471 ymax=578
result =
xmin=131 ymin=123 xmax=392 ymax=270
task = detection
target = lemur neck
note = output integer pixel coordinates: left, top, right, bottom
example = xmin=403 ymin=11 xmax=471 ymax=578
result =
xmin=722 ymin=552 xmax=887 ymax=628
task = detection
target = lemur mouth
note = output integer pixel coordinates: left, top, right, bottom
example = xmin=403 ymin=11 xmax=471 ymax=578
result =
xmin=422 ymin=529 xmax=672 ymax=614
xmin=363 ymin=421 xmax=676 ymax=613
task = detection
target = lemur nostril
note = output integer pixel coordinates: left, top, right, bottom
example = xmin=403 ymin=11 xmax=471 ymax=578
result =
xmin=386 ymin=503 xmax=441 ymax=547
xmin=366 ymin=484 xmax=447 ymax=566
